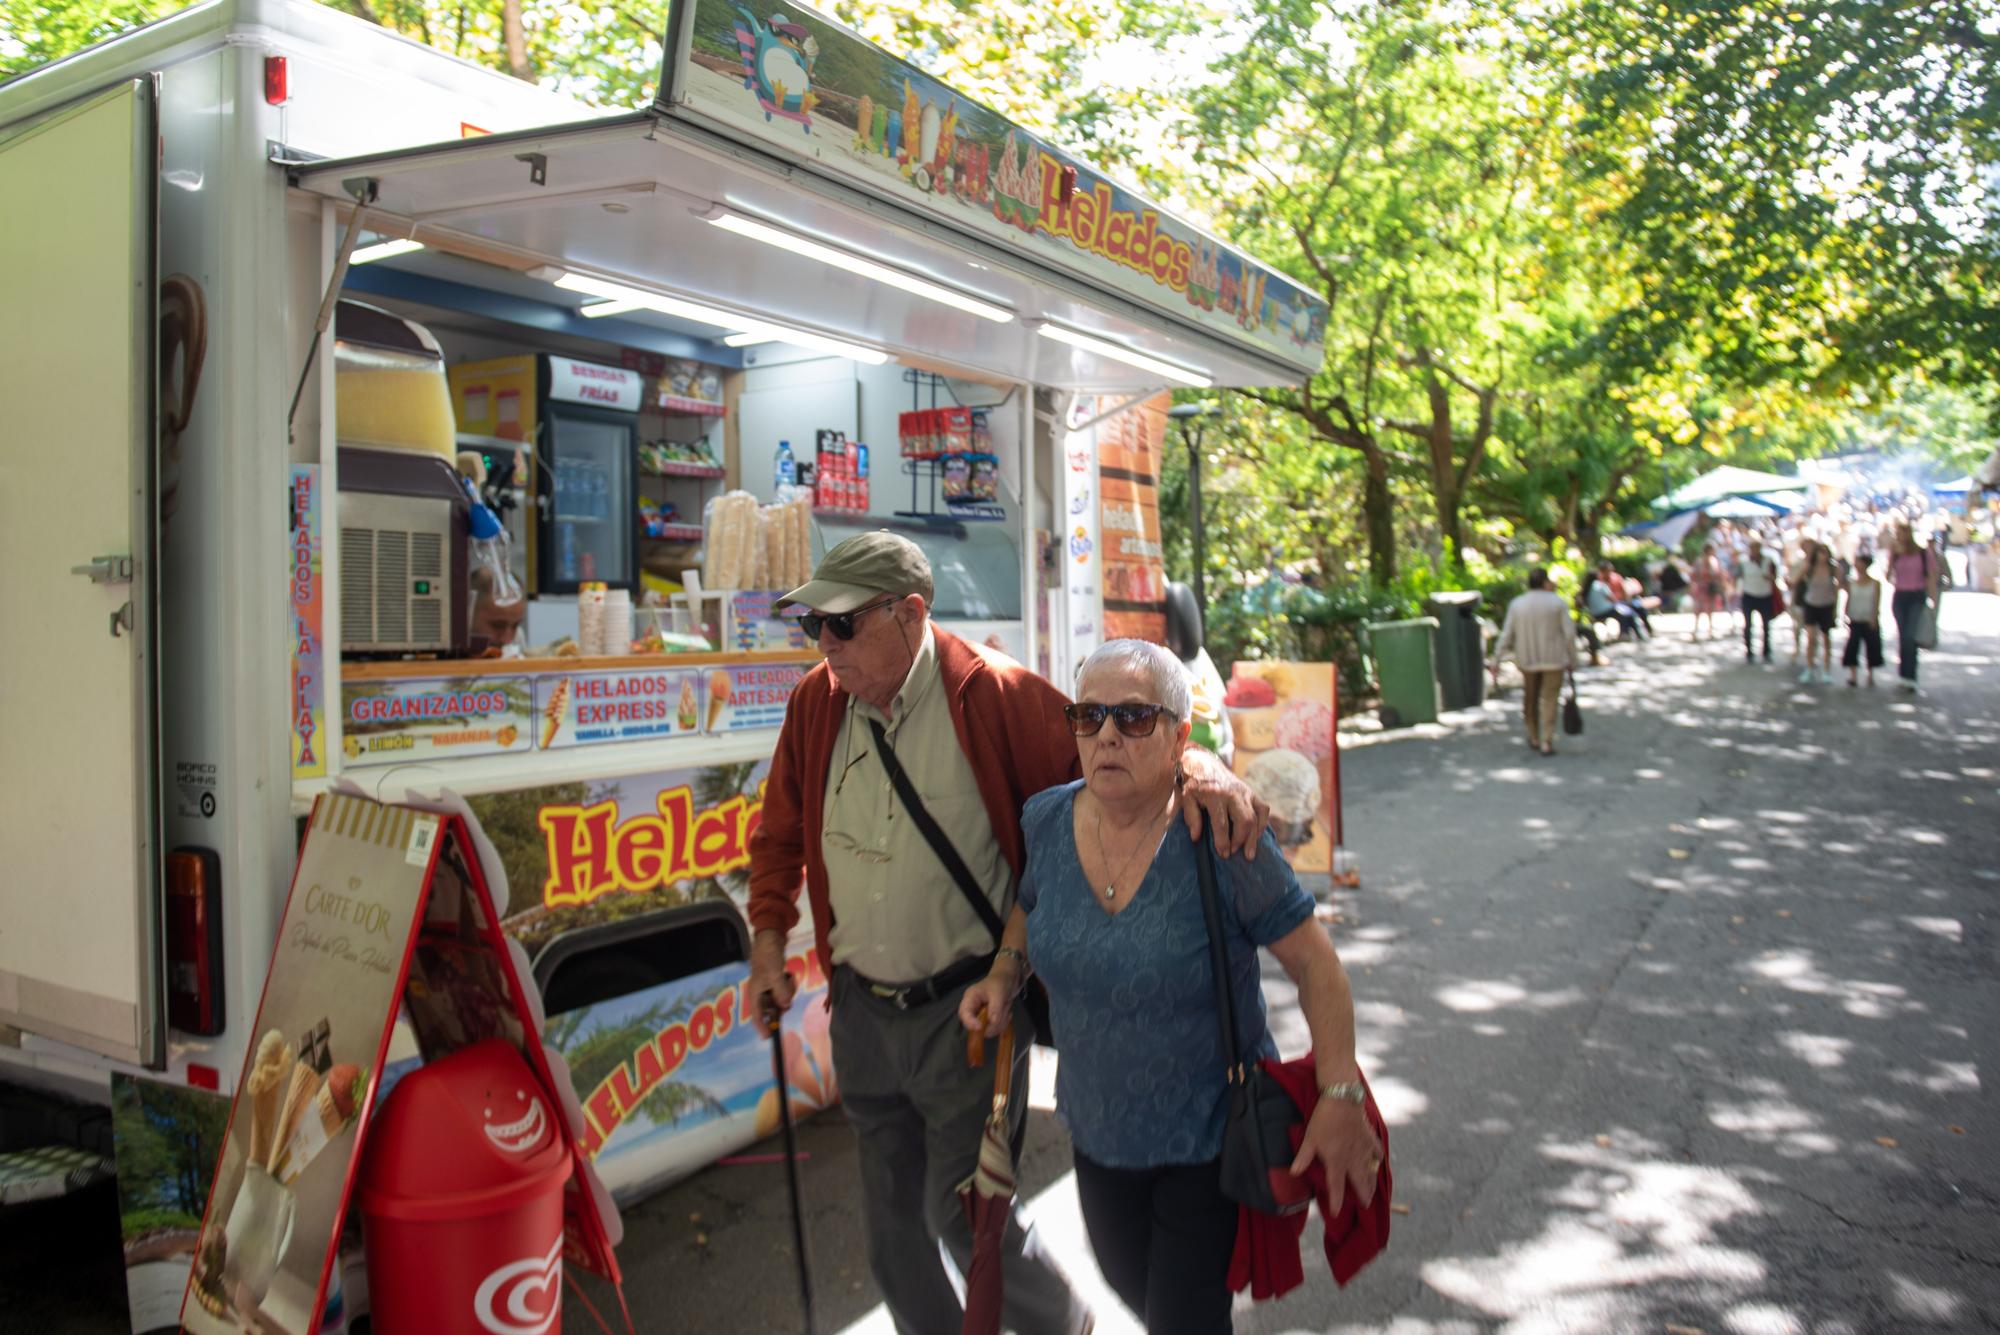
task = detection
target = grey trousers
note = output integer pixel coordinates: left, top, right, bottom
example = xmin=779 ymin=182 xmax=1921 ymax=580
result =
xmin=828 ymin=965 xmax=1087 ymax=1335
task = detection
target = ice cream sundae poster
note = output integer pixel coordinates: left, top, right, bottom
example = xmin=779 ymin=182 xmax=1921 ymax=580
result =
xmin=662 ymin=0 xmax=1327 ymax=368
xmin=1224 ymin=662 xmax=1336 ymax=874
xmin=535 ymin=667 xmax=705 ymax=751
xmin=183 ymin=795 xmax=438 ymax=1335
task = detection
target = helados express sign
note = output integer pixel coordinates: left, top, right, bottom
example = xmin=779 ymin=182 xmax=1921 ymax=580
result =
xmin=662 ymin=0 xmax=1328 ymax=368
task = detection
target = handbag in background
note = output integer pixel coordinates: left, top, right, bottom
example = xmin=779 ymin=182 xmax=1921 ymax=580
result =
xmin=1915 ymin=600 xmax=1939 ymax=650
xmin=1194 ymin=833 xmax=1312 ymax=1217
xmin=1562 ymin=671 xmax=1584 ymax=736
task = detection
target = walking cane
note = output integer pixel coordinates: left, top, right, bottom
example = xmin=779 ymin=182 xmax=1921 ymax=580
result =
xmin=761 ymin=993 xmax=816 ymax=1335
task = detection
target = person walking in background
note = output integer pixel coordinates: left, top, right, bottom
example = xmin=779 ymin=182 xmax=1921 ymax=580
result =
xmin=1691 ymin=544 xmax=1729 ymax=641
xmin=1795 ymin=541 xmax=1841 ymax=685
xmin=1841 ymin=552 xmax=1884 ymax=688
xmin=1887 ymin=521 xmax=1942 ymax=693
xmin=1735 ymin=539 xmax=1780 ymax=663
xmin=1492 ymin=568 xmax=1582 ymax=757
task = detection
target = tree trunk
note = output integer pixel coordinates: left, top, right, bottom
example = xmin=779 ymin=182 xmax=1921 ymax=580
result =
xmin=1578 ymin=519 xmax=1603 ymax=565
xmin=1363 ymin=450 xmax=1396 ymax=586
xmin=502 ymin=0 xmax=532 ymax=81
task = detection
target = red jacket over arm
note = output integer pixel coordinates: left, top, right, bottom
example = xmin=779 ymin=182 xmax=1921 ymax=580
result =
xmin=747 ymin=627 xmax=1082 ymax=980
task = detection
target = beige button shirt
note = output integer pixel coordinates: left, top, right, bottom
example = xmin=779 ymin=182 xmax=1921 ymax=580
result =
xmin=821 ymin=625 xmax=1010 ymax=982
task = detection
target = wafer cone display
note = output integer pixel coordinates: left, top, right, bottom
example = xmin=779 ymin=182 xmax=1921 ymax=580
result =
xmin=270 ymin=1062 xmax=321 ymax=1173
xmin=243 ymin=1030 xmax=291 ymax=1168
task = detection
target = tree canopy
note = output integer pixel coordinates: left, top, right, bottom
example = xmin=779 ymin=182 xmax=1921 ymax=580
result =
xmin=12 ymin=0 xmax=1993 ymax=656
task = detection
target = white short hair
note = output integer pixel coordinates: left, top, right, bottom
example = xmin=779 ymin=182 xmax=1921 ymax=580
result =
xmin=1076 ymin=639 xmax=1192 ymax=722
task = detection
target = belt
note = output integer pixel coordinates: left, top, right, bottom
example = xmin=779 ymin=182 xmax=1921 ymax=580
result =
xmin=849 ymin=954 xmax=994 ymax=1011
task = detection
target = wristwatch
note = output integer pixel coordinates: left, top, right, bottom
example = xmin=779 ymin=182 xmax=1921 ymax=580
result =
xmin=996 ymin=946 xmax=1030 ymax=976
xmin=1319 ymin=1080 xmax=1366 ymax=1106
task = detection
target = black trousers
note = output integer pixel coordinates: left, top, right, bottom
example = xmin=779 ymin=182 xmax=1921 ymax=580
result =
xmin=1892 ymin=588 xmax=1925 ymax=681
xmin=1841 ymin=620 xmax=1884 ymax=670
xmin=1741 ymin=593 xmax=1775 ymax=657
xmin=1073 ymin=1151 xmax=1238 ymax=1334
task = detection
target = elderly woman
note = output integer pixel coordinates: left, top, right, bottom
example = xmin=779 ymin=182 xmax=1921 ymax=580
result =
xmin=959 ymin=640 xmax=1379 ymax=1333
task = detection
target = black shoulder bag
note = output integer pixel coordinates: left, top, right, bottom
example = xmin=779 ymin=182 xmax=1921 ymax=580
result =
xmin=866 ymin=719 xmax=1056 ymax=1048
xmin=1194 ymin=834 xmax=1312 ymax=1216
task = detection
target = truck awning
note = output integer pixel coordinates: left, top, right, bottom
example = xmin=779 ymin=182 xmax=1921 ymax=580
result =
xmin=287 ymin=110 xmax=1315 ymax=392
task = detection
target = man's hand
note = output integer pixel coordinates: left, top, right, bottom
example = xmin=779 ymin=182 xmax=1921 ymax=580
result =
xmin=748 ymin=929 xmax=797 ymax=1035
xmin=956 ymin=962 xmax=1020 ymax=1036
xmin=1289 ymin=1094 xmax=1381 ymax=1210
xmin=1177 ymin=745 xmax=1271 ymax=859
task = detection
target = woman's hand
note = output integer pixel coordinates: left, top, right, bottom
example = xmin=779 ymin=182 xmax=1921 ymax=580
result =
xmin=958 ymin=968 xmax=1018 ymax=1036
xmin=1290 ymin=1094 xmax=1382 ymax=1209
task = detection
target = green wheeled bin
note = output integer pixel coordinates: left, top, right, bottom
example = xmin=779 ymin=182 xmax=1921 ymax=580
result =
xmin=1425 ymin=591 xmax=1486 ymax=711
xmin=1368 ymin=617 xmax=1441 ymax=727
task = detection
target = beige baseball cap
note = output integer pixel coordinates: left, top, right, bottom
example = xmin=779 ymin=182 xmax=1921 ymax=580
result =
xmin=776 ymin=531 xmax=934 ymax=613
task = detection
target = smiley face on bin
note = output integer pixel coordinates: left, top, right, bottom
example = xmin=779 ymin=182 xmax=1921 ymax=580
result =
xmin=483 ymin=1087 xmax=551 ymax=1156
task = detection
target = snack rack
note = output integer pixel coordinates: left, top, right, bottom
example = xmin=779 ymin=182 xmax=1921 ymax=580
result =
xmin=894 ymin=370 xmax=1006 ymax=525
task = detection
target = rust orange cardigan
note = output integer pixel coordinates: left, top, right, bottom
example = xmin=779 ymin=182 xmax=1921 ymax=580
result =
xmin=746 ymin=627 xmax=1082 ymax=980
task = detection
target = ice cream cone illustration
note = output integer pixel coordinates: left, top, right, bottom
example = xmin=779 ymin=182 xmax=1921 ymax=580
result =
xmin=706 ymin=671 xmax=732 ymax=731
xmin=677 ymin=675 xmax=698 ymax=731
xmin=270 ymin=1061 xmax=320 ymax=1173
xmin=244 ymin=1029 xmax=292 ymax=1168
xmin=274 ymin=1062 xmax=364 ymax=1185
xmin=542 ymin=678 xmax=571 ymax=748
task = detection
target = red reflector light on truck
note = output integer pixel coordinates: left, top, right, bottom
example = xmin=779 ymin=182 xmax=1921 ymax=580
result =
xmin=166 ymin=848 xmax=225 ymax=1036
xmin=264 ymin=55 xmax=289 ymax=106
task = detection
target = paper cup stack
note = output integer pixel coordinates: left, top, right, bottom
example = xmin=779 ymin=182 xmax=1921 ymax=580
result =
xmin=577 ymin=584 xmax=607 ymax=656
xmin=601 ymin=588 xmax=632 ymax=657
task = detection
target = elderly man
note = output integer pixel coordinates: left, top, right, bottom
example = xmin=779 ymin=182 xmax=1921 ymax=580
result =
xmin=1491 ymin=567 xmax=1582 ymax=756
xmin=747 ymin=532 xmax=1266 ymax=1335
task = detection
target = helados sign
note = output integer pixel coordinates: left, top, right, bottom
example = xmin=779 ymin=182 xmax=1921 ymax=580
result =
xmin=536 ymin=782 xmax=765 ymax=908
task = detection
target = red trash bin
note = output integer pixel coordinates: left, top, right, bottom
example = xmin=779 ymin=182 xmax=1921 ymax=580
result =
xmin=359 ymin=1038 xmax=572 ymax=1335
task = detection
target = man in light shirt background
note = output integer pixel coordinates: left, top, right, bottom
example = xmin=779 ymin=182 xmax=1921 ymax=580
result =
xmin=1491 ymin=568 xmax=1583 ymax=756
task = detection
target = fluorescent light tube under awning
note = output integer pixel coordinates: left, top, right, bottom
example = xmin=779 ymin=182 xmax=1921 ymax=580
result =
xmin=1035 ymin=322 xmax=1213 ymax=388
xmin=350 ymin=238 xmax=424 ymax=265
xmin=705 ymin=209 xmax=1015 ymax=324
xmin=550 ymin=271 xmax=888 ymax=364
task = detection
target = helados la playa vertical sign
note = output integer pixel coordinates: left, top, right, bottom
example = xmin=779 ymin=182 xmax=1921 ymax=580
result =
xmin=660 ymin=0 xmax=1327 ymax=370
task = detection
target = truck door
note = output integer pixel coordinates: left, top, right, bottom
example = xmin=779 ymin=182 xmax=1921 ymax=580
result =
xmin=0 ymin=79 xmax=164 ymax=1067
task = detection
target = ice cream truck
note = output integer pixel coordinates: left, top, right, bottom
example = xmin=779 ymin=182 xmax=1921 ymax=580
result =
xmin=0 ymin=0 xmax=1326 ymax=1325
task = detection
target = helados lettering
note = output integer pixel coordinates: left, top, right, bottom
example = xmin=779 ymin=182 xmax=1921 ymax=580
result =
xmin=538 ymin=783 xmax=765 ymax=909
xmin=1032 ymin=157 xmax=1194 ymax=295
xmin=578 ymin=951 xmax=827 ymax=1156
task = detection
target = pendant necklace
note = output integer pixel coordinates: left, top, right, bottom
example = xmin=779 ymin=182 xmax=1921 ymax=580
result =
xmin=1095 ymin=800 xmax=1171 ymax=900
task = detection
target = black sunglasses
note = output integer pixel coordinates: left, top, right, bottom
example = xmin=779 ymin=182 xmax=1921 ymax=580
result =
xmin=799 ymin=597 xmax=897 ymax=641
xmin=1063 ymin=702 xmax=1171 ymax=738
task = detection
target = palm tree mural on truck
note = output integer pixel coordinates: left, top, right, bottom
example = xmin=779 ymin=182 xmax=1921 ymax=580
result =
xmin=542 ymin=989 xmax=727 ymax=1134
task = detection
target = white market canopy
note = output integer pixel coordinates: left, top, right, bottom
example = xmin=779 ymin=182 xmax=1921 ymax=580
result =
xmin=1653 ymin=466 xmax=1806 ymax=512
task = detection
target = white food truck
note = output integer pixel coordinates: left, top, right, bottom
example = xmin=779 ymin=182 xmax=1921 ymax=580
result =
xmin=0 ymin=0 xmax=1325 ymax=1325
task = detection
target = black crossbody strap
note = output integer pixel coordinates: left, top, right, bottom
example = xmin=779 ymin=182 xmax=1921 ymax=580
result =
xmin=866 ymin=717 xmax=1006 ymax=942
xmin=1192 ymin=832 xmax=1245 ymax=1078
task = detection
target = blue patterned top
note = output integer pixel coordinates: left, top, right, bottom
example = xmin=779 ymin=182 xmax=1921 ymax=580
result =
xmin=1020 ymin=781 xmax=1315 ymax=1168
